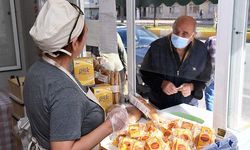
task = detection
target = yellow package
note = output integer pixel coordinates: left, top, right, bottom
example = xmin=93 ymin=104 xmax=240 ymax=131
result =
xmin=170 ymin=138 xmax=191 ymax=150
xmin=91 ymin=84 xmax=113 ymax=111
xmin=74 ymin=57 xmax=95 ymax=86
xmin=181 ymin=121 xmax=194 ymax=130
xmin=128 ymin=124 xmax=140 ymax=138
xmin=145 ymin=137 xmax=162 ymax=150
xmin=172 ymin=128 xmax=193 ymax=144
xmin=132 ymin=140 xmax=145 ymax=150
xmin=118 ymin=137 xmax=135 ymax=150
xmin=195 ymin=126 xmax=214 ymax=150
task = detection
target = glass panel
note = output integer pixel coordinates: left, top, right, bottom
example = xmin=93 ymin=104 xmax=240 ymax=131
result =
xmin=242 ymin=4 xmax=250 ymax=127
xmin=133 ymin=0 xmax=217 ymax=112
xmin=0 ymin=0 xmax=19 ymax=70
xmin=81 ymin=0 xmax=129 ymax=103
xmin=227 ymin=0 xmax=250 ymax=130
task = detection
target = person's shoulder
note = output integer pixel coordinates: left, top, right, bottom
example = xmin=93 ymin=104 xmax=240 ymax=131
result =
xmin=193 ymin=38 xmax=206 ymax=49
xmin=27 ymin=59 xmax=74 ymax=88
xmin=208 ymin=36 xmax=216 ymax=40
xmin=192 ymin=39 xmax=208 ymax=55
xmin=205 ymin=36 xmax=216 ymax=43
xmin=151 ymin=36 xmax=169 ymax=47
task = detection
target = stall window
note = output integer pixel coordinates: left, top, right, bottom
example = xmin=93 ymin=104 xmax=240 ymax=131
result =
xmin=215 ymin=0 xmax=250 ymax=147
xmin=227 ymin=0 xmax=250 ymax=130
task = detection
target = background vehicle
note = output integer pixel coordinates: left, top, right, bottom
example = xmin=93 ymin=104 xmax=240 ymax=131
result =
xmin=117 ymin=24 xmax=158 ymax=65
xmin=117 ymin=25 xmax=158 ymax=97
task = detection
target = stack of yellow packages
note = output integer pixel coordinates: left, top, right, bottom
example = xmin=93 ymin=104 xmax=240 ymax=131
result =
xmin=112 ymin=119 xmax=216 ymax=150
xmin=73 ymin=56 xmax=121 ymax=112
xmin=91 ymin=84 xmax=113 ymax=112
xmin=93 ymin=57 xmax=121 ymax=104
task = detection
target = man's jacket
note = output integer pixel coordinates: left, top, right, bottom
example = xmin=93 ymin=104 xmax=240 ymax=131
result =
xmin=140 ymin=35 xmax=212 ymax=109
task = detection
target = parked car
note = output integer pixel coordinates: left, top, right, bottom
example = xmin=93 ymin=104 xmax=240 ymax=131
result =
xmin=117 ymin=25 xmax=158 ymax=97
xmin=117 ymin=25 xmax=158 ymax=65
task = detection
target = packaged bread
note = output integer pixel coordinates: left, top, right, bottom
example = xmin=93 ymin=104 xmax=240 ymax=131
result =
xmin=167 ymin=119 xmax=181 ymax=130
xmin=118 ymin=137 xmax=135 ymax=150
xmin=170 ymin=138 xmax=191 ymax=150
xmin=93 ymin=57 xmax=110 ymax=84
xmin=73 ymin=57 xmax=95 ymax=86
xmin=181 ymin=121 xmax=194 ymax=130
xmin=133 ymin=140 xmax=145 ymax=150
xmin=129 ymin=94 xmax=159 ymax=122
xmin=91 ymin=84 xmax=113 ymax=111
xmin=113 ymin=71 xmax=120 ymax=104
xmin=140 ymin=131 xmax=150 ymax=141
xmin=145 ymin=121 xmax=163 ymax=139
xmin=126 ymin=105 xmax=143 ymax=123
xmin=113 ymin=119 xmax=216 ymax=150
xmin=145 ymin=137 xmax=163 ymax=150
xmin=128 ymin=124 xmax=141 ymax=139
xmin=194 ymin=126 xmax=215 ymax=150
xmin=113 ymin=134 xmax=126 ymax=147
xmin=94 ymin=67 xmax=111 ymax=84
xmin=171 ymin=128 xmax=193 ymax=145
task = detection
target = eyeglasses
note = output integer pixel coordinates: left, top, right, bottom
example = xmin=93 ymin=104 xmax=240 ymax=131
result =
xmin=67 ymin=3 xmax=84 ymax=44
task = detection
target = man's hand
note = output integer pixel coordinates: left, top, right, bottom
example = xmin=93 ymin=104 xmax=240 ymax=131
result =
xmin=178 ymin=83 xmax=194 ymax=97
xmin=161 ymin=80 xmax=178 ymax=95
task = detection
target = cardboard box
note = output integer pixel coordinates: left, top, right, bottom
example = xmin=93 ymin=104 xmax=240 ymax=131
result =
xmin=74 ymin=57 xmax=95 ymax=86
xmin=12 ymin=116 xmax=18 ymax=127
xmin=8 ymin=77 xmax=25 ymax=104
xmin=91 ymin=84 xmax=113 ymax=111
xmin=12 ymin=128 xmax=23 ymax=150
xmin=12 ymin=98 xmax=25 ymax=119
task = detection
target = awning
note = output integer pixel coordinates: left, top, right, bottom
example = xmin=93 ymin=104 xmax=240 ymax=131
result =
xmin=117 ymin=0 xmax=218 ymax=7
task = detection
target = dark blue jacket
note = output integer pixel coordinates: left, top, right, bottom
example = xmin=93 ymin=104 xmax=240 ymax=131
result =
xmin=140 ymin=35 xmax=212 ymax=109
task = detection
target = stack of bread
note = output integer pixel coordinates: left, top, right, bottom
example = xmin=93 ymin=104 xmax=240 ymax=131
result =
xmin=93 ymin=57 xmax=121 ymax=104
xmin=112 ymin=119 xmax=215 ymax=150
xmin=73 ymin=56 xmax=122 ymax=112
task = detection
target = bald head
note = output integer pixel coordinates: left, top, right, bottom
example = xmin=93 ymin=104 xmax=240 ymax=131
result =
xmin=172 ymin=16 xmax=196 ymax=39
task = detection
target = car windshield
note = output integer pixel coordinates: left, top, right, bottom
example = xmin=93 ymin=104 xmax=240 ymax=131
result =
xmin=117 ymin=25 xmax=158 ymax=49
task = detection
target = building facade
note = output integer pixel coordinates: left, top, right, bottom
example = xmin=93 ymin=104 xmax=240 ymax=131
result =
xmin=140 ymin=1 xmax=218 ymax=20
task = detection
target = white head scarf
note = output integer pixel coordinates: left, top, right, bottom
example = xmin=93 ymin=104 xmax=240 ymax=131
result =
xmin=29 ymin=0 xmax=84 ymax=57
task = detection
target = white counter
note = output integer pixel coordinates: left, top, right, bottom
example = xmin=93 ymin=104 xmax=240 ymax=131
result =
xmin=158 ymin=103 xmax=213 ymax=127
xmin=100 ymin=103 xmax=213 ymax=149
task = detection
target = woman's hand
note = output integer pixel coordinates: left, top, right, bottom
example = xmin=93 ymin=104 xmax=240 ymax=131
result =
xmin=106 ymin=105 xmax=128 ymax=132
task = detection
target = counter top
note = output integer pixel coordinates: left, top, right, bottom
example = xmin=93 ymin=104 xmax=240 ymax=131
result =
xmin=100 ymin=103 xmax=213 ymax=149
xmin=158 ymin=103 xmax=213 ymax=127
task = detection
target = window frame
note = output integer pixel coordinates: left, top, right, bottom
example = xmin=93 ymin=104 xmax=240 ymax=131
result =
xmin=214 ymin=0 xmax=250 ymax=148
xmin=125 ymin=0 xmax=250 ymax=148
xmin=0 ymin=0 xmax=21 ymax=72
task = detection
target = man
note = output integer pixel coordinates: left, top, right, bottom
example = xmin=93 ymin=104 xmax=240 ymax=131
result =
xmin=204 ymin=36 xmax=216 ymax=111
xmin=140 ymin=16 xmax=212 ymax=109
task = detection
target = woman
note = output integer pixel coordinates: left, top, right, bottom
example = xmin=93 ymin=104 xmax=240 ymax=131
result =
xmin=24 ymin=0 xmax=128 ymax=149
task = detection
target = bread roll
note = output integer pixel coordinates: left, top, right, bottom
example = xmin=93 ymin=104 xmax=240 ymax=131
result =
xmin=126 ymin=105 xmax=142 ymax=123
xmin=136 ymin=96 xmax=159 ymax=122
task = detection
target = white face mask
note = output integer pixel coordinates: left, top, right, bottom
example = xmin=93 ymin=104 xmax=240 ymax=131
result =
xmin=171 ymin=33 xmax=191 ymax=49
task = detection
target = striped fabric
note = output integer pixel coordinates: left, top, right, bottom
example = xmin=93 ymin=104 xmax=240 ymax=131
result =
xmin=0 ymin=92 xmax=12 ymax=150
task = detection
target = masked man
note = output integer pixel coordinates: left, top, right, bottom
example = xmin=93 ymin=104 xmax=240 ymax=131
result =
xmin=140 ymin=16 xmax=212 ymax=109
